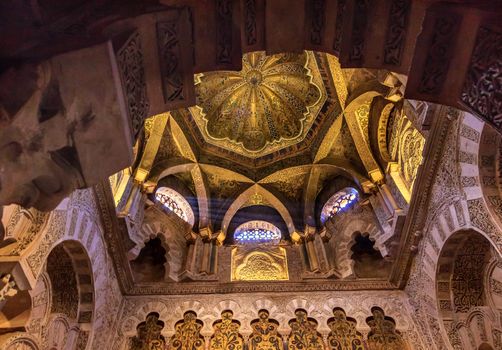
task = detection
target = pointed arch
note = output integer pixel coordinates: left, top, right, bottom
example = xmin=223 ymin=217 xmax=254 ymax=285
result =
xmin=221 ymin=184 xmax=296 ymax=239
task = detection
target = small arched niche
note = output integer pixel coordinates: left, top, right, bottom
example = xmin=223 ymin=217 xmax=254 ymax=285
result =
xmin=130 ymin=236 xmax=168 ymax=283
xmin=350 ymin=232 xmax=392 ymax=278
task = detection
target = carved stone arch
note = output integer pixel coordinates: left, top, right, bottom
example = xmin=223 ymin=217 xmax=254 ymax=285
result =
xmin=435 ymin=229 xmax=501 ymax=349
xmin=484 ymin=257 xmax=502 ymax=312
xmin=211 ymin=300 xmax=242 ymax=319
xmin=325 ymin=207 xmax=385 ymax=278
xmin=209 ymin=309 xmax=244 ymax=350
xmin=465 ymin=309 xmax=498 ymax=346
xmin=0 ymin=207 xmax=53 ymax=329
xmin=252 ymin=299 xmax=280 ymax=319
xmin=326 ymin=307 xmax=366 ymax=350
xmin=249 ymin=308 xmax=282 ymax=350
xmin=0 ymin=332 xmax=41 ymax=350
xmin=43 ymin=314 xmax=72 ymax=349
xmin=349 ymin=231 xmax=392 ymax=279
xmin=449 ymin=307 xmax=500 ymax=350
xmin=42 ymin=239 xmax=95 ymax=349
xmin=365 ymin=306 xmax=409 ymax=350
xmin=136 ymin=205 xmax=192 ymax=281
xmin=368 ymin=96 xmax=397 ymax=169
xmin=477 ymin=123 xmax=502 ymax=235
xmin=344 ymin=91 xmax=385 ymax=183
xmin=120 ymin=301 xmax=170 ymax=337
xmin=285 ymin=299 xmax=319 ymax=319
xmin=0 ymin=205 xmax=50 ymax=254
xmin=360 ymin=300 xmax=410 ymax=333
xmin=221 ymin=184 xmax=296 ymax=240
xmin=455 ymin=113 xmax=502 ymax=254
xmin=129 ymin=311 xmax=166 ymax=350
xmin=129 ymin=234 xmax=168 ymax=283
xmin=173 ymin=301 xmax=206 ymax=322
xmin=26 ymin=271 xmax=51 ymax=336
xmin=287 ymin=308 xmax=324 ymax=350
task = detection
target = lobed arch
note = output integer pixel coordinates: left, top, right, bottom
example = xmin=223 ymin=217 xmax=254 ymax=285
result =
xmin=135 ymin=205 xmax=191 ymax=281
xmin=324 ymin=203 xmax=386 ymax=278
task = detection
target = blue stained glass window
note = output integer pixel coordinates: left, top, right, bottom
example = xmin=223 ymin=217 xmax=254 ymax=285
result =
xmin=155 ymin=187 xmax=194 ymax=225
xmin=234 ymin=220 xmax=281 ymax=244
xmin=320 ymin=188 xmax=359 ymax=224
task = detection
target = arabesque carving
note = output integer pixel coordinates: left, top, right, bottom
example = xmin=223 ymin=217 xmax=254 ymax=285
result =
xmin=130 ymin=312 xmax=166 ymax=350
xmin=287 ymin=309 xmax=324 ymax=350
xmin=249 ymin=309 xmax=282 ymax=350
xmin=171 ymin=311 xmax=204 ymax=350
xmin=461 ymin=27 xmax=502 ymax=129
xmin=210 ymin=310 xmax=244 ymax=350
xmin=327 ymin=308 xmax=366 ymax=350
xmin=116 ymin=31 xmax=149 ymax=138
xmin=451 ymin=236 xmax=490 ymax=313
xmin=191 ymin=50 xmax=325 ymax=157
xmin=366 ymin=307 xmax=408 ymax=350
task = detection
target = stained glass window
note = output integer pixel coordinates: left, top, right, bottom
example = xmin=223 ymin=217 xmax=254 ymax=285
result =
xmin=234 ymin=220 xmax=281 ymax=244
xmin=155 ymin=187 xmax=194 ymax=225
xmin=320 ymin=188 xmax=358 ymax=224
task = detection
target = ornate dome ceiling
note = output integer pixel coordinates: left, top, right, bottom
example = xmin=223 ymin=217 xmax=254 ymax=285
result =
xmin=189 ymin=51 xmax=326 ymax=158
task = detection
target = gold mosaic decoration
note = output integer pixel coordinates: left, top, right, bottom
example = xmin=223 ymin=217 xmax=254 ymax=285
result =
xmin=287 ymin=309 xmax=324 ymax=350
xmin=231 ymin=247 xmax=289 ymax=281
xmin=171 ymin=311 xmax=204 ymax=350
xmin=191 ymin=51 xmax=326 ymax=157
xmin=366 ymin=307 xmax=408 ymax=350
xmin=210 ymin=310 xmax=244 ymax=350
xmin=130 ymin=312 xmax=166 ymax=350
xmin=327 ymin=308 xmax=366 ymax=350
xmin=249 ymin=310 xmax=282 ymax=350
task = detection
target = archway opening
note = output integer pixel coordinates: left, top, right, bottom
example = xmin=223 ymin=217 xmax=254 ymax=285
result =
xmin=130 ymin=236 xmax=167 ymax=283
